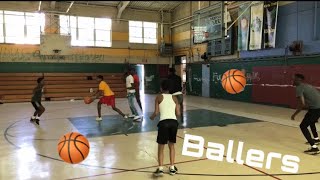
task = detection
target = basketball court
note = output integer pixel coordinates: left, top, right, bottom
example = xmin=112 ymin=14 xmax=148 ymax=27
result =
xmin=0 ymin=1 xmax=320 ymax=180
xmin=1 ymin=94 xmax=320 ymax=180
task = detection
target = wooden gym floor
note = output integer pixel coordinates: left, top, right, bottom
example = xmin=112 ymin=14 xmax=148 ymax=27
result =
xmin=0 ymin=94 xmax=320 ymax=180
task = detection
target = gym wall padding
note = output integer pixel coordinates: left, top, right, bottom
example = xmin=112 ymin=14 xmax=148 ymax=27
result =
xmin=199 ymin=55 xmax=320 ymax=108
xmin=186 ymin=63 xmax=202 ymax=96
xmin=144 ymin=64 xmax=160 ymax=94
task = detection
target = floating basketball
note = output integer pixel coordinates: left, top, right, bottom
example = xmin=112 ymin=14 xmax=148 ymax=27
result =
xmin=84 ymin=96 xmax=93 ymax=104
xmin=221 ymin=69 xmax=247 ymax=94
xmin=57 ymin=132 xmax=90 ymax=164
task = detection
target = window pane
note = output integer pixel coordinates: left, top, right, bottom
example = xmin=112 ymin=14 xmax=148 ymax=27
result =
xmin=40 ymin=13 xmax=45 ymax=32
xmin=95 ymin=41 xmax=111 ymax=47
xmin=4 ymin=11 xmax=24 ymax=16
xmin=70 ymin=16 xmax=77 ymax=28
xmin=5 ymin=14 xmax=24 ymax=25
xmin=0 ymin=24 xmax=3 ymax=36
xmin=95 ymin=18 xmax=111 ymax=30
xmin=129 ymin=27 xmax=142 ymax=38
xmin=78 ymin=28 xmax=94 ymax=40
xmin=78 ymin=16 xmax=94 ymax=28
xmin=26 ymin=25 xmax=40 ymax=38
xmin=129 ymin=21 xmax=142 ymax=27
xmin=25 ymin=37 xmax=40 ymax=44
xmin=144 ymin=27 xmax=156 ymax=39
xmin=129 ymin=37 xmax=143 ymax=43
xmin=5 ymin=37 xmax=25 ymax=44
xmin=0 ymin=24 xmax=3 ymax=43
xmin=71 ymin=28 xmax=77 ymax=39
xmin=25 ymin=13 xmax=40 ymax=26
xmin=5 ymin=24 xmax=24 ymax=37
xmin=143 ymin=22 xmax=157 ymax=28
xmin=144 ymin=38 xmax=157 ymax=44
xmin=59 ymin=15 xmax=68 ymax=26
xmin=96 ymin=30 xmax=110 ymax=41
xmin=0 ymin=13 xmax=3 ymax=24
xmin=74 ymin=40 xmax=94 ymax=46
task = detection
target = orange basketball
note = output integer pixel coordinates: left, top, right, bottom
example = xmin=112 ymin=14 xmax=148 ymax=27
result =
xmin=57 ymin=132 xmax=90 ymax=164
xmin=221 ymin=69 xmax=247 ymax=94
xmin=84 ymin=96 xmax=93 ymax=104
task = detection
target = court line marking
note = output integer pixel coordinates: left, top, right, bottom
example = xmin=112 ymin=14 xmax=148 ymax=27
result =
xmin=3 ymin=105 xmax=320 ymax=178
xmin=186 ymin=103 xmax=320 ymax=132
xmin=4 ymin=117 xmax=320 ymax=178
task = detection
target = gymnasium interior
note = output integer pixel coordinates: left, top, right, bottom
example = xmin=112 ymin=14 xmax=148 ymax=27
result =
xmin=0 ymin=1 xmax=320 ymax=180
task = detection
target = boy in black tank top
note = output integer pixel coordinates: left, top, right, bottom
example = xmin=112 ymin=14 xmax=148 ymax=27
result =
xmin=150 ymin=80 xmax=181 ymax=176
xmin=30 ymin=77 xmax=45 ymax=125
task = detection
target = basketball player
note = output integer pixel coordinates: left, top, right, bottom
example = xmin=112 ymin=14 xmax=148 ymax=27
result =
xmin=132 ymin=68 xmax=143 ymax=111
xmin=30 ymin=77 xmax=45 ymax=125
xmin=168 ymin=68 xmax=183 ymax=121
xmin=93 ymin=75 xmax=127 ymax=121
xmin=150 ymin=80 xmax=181 ymax=176
xmin=126 ymin=69 xmax=141 ymax=121
xmin=291 ymin=74 xmax=320 ymax=154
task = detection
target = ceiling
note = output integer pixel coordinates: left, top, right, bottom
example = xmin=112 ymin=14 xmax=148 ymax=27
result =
xmin=67 ymin=1 xmax=184 ymax=12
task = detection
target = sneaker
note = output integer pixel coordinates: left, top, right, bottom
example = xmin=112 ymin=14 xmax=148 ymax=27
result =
xmin=153 ymin=168 xmax=164 ymax=177
xmin=35 ymin=119 xmax=40 ymax=126
xmin=304 ymin=147 xmax=320 ymax=154
xmin=30 ymin=118 xmax=35 ymax=124
xmin=133 ymin=116 xmax=141 ymax=121
xmin=123 ymin=115 xmax=128 ymax=119
xmin=305 ymin=139 xmax=320 ymax=145
xmin=96 ymin=117 xmax=102 ymax=121
xmin=169 ymin=166 xmax=178 ymax=175
xmin=30 ymin=117 xmax=35 ymax=122
xmin=128 ymin=115 xmax=135 ymax=118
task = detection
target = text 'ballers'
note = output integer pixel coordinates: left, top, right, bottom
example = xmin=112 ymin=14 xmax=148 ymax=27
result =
xmin=182 ymin=134 xmax=300 ymax=173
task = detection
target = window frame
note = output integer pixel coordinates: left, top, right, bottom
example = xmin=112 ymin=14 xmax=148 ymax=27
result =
xmin=60 ymin=15 xmax=112 ymax=48
xmin=0 ymin=10 xmax=45 ymax=45
xmin=129 ymin=20 xmax=157 ymax=44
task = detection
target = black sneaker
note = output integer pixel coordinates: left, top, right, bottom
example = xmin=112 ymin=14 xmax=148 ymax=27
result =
xmin=305 ymin=139 xmax=320 ymax=145
xmin=35 ymin=119 xmax=40 ymax=125
xmin=169 ymin=166 xmax=178 ymax=175
xmin=304 ymin=147 xmax=320 ymax=154
xmin=153 ymin=168 xmax=164 ymax=177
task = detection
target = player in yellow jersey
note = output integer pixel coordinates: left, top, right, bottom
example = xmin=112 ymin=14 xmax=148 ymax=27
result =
xmin=93 ymin=75 xmax=128 ymax=121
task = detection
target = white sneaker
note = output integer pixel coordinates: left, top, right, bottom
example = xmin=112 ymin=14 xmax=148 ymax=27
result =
xmin=96 ymin=117 xmax=102 ymax=121
xmin=128 ymin=115 xmax=135 ymax=118
xmin=133 ymin=116 xmax=141 ymax=121
xmin=124 ymin=115 xmax=128 ymax=119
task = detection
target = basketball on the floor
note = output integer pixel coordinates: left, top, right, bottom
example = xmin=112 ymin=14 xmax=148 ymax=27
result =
xmin=84 ymin=96 xmax=93 ymax=104
xmin=221 ymin=69 xmax=246 ymax=94
xmin=57 ymin=132 xmax=90 ymax=164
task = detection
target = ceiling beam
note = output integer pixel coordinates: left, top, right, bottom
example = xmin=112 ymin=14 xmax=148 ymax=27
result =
xmin=66 ymin=1 xmax=74 ymax=13
xmin=50 ymin=1 xmax=56 ymax=9
xmin=38 ymin=1 xmax=42 ymax=11
xmin=158 ymin=4 xmax=168 ymax=12
xmin=117 ymin=1 xmax=130 ymax=19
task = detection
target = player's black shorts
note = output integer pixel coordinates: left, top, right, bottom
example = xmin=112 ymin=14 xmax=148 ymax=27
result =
xmin=157 ymin=119 xmax=178 ymax=144
xmin=31 ymin=101 xmax=42 ymax=111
